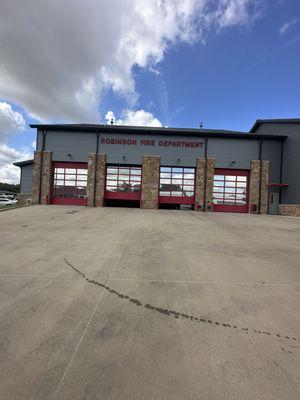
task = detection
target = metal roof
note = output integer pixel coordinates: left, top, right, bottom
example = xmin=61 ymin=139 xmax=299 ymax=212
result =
xmin=13 ymin=159 xmax=34 ymax=167
xmin=30 ymin=124 xmax=287 ymax=141
xmin=250 ymin=118 xmax=300 ymax=133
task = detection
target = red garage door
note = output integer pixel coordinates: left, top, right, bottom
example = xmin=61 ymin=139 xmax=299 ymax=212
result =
xmin=105 ymin=165 xmax=142 ymax=201
xmin=213 ymin=169 xmax=249 ymax=213
xmin=51 ymin=162 xmax=87 ymax=205
xmin=159 ymin=167 xmax=195 ymax=206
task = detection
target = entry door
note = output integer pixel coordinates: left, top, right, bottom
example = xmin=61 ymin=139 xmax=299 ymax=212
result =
xmin=51 ymin=162 xmax=88 ymax=205
xmin=268 ymin=192 xmax=279 ymax=215
xmin=213 ymin=169 xmax=249 ymax=213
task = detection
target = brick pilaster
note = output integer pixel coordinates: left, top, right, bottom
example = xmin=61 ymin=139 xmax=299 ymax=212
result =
xmin=249 ymin=160 xmax=269 ymax=214
xmin=32 ymin=151 xmax=52 ymax=205
xmin=32 ymin=151 xmax=42 ymax=204
xmin=195 ymin=157 xmax=215 ymax=211
xmin=205 ymin=158 xmax=215 ymax=211
xmin=86 ymin=153 xmax=106 ymax=207
xmin=141 ymin=156 xmax=160 ymax=209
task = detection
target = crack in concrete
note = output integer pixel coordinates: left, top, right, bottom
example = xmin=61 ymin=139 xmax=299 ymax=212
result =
xmin=64 ymin=258 xmax=298 ymax=343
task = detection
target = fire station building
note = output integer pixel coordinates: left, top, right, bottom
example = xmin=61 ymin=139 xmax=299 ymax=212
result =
xmin=14 ymin=119 xmax=300 ymax=216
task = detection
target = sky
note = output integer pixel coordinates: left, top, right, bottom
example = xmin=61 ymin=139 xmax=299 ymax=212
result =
xmin=0 ymin=0 xmax=299 ymax=183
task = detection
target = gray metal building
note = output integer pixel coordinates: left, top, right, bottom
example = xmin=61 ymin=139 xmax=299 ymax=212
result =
xmin=14 ymin=119 xmax=300 ymax=215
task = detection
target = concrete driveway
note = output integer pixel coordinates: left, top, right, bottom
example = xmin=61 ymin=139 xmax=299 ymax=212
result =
xmin=0 ymin=205 xmax=299 ymax=400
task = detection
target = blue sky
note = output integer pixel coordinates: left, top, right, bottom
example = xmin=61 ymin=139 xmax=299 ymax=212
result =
xmin=101 ymin=1 xmax=300 ymax=131
xmin=0 ymin=0 xmax=300 ymax=182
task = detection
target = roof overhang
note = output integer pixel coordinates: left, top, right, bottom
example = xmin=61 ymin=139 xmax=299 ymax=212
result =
xmin=250 ymin=118 xmax=300 ymax=133
xmin=30 ymin=124 xmax=287 ymax=141
xmin=13 ymin=159 xmax=34 ymax=167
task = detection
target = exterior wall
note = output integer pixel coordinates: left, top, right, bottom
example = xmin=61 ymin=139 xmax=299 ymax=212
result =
xmin=195 ymin=158 xmax=205 ymax=210
xmin=249 ymin=160 xmax=270 ymax=214
xmin=17 ymin=193 xmax=32 ymax=206
xmin=86 ymin=153 xmax=106 ymax=207
xmin=255 ymin=123 xmax=300 ymax=204
xmin=208 ymin=138 xmax=259 ymax=170
xmin=279 ymin=204 xmax=300 ymax=217
xmin=31 ymin=127 xmax=287 ymax=213
xmin=205 ymin=158 xmax=215 ymax=211
xmin=261 ymin=140 xmax=281 ymax=184
xmin=39 ymin=130 xmax=205 ymax=166
xmin=20 ymin=163 xmax=33 ymax=194
xmin=194 ymin=158 xmax=215 ymax=211
xmin=38 ymin=130 xmax=97 ymax=162
xmin=100 ymin=133 xmax=205 ymax=166
xmin=141 ymin=156 xmax=160 ymax=209
xmin=32 ymin=151 xmax=52 ymax=205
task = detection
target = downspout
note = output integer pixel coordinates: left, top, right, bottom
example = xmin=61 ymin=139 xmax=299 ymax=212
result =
xmin=279 ymin=139 xmax=284 ymax=204
xmin=203 ymin=137 xmax=208 ymax=210
xmin=93 ymin=131 xmax=100 ymax=207
xmin=258 ymin=139 xmax=263 ymax=214
xmin=38 ymin=130 xmax=46 ymax=204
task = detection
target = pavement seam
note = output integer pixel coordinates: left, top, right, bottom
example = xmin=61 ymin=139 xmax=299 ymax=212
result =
xmin=52 ymin=229 xmax=134 ymax=400
xmin=109 ymin=278 xmax=300 ymax=287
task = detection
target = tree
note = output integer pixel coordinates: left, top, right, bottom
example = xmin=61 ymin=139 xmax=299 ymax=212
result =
xmin=0 ymin=182 xmax=20 ymax=193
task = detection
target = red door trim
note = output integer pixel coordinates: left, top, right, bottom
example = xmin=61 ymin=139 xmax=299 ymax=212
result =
xmin=159 ymin=196 xmax=195 ymax=205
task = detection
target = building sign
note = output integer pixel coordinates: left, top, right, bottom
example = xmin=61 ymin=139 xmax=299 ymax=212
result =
xmin=101 ymin=137 xmax=203 ymax=148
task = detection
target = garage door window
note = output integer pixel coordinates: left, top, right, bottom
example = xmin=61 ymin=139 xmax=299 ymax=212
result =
xmin=106 ymin=166 xmax=141 ymax=193
xmin=213 ymin=175 xmax=247 ymax=205
xmin=53 ymin=167 xmax=87 ymax=199
xmin=160 ymin=167 xmax=195 ymax=197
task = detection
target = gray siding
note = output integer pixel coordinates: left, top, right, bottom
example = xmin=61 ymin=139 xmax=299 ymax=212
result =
xmin=20 ymin=164 xmax=33 ymax=194
xmin=39 ymin=130 xmax=97 ymax=162
xmin=208 ymin=138 xmax=259 ymax=169
xmin=99 ymin=133 xmax=205 ymax=166
xmin=262 ymin=140 xmax=281 ymax=184
xmin=255 ymin=124 xmax=300 ymax=204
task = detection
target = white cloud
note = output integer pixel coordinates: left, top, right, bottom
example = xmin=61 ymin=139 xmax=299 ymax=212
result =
xmin=216 ymin=0 xmax=262 ymax=28
xmin=0 ymin=143 xmax=32 ymax=184
xmin=0 ymin=102 xmax=25 ymax=141
xmin=279 ymin=18 xmax=299 ymax=36
xmin=0 ymin=0 xmax=261 ymax=123
xmin=0 ymin=101 xmax=30 ymax=183
xmin=105 ymin=110 xmax=162 ymax=127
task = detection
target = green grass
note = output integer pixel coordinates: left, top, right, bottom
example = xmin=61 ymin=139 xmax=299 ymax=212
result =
xmin=0 ymin=204 xmax=24 ymax=212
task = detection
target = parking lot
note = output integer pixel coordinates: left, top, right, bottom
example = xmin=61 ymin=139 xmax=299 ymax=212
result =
xmin=0 ymin=206 xmax=299 ymax=400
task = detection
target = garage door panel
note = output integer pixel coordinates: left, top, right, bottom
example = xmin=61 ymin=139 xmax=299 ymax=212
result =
xmin=213 ymin=169 xmax=249 ymax=213
xmin=104 ymin=165 xmax=142 ymax=200
xmin=159 ymin=166 xmax=195 ymax=205
xmin=51 ymin=162 xmax=88 ymax=205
